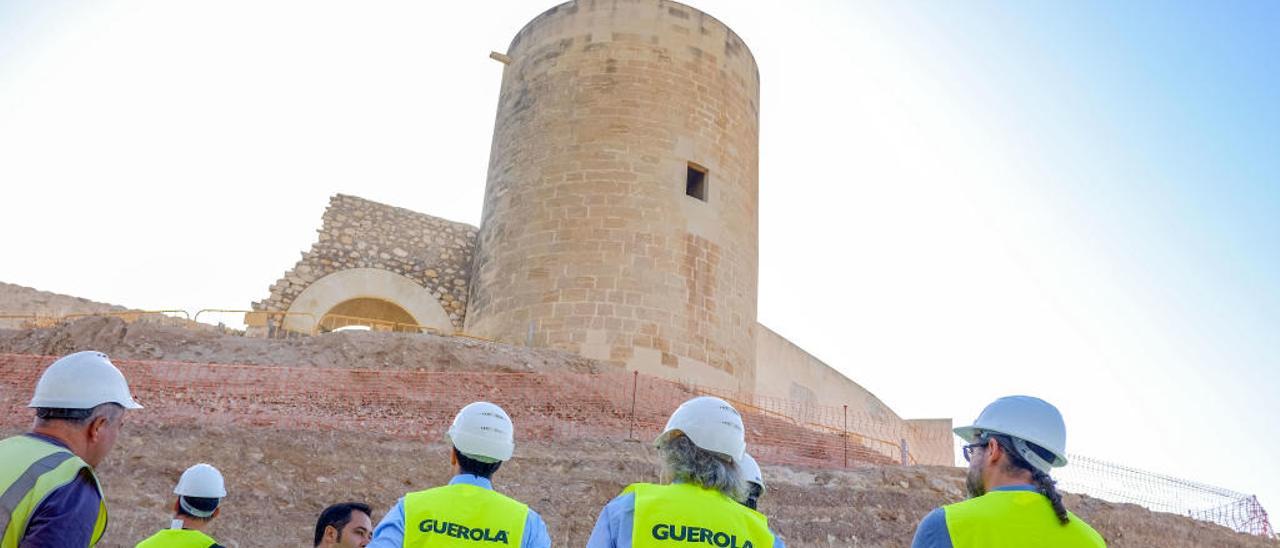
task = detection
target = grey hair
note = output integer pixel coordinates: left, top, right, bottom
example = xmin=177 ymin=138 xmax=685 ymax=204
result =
xmin=657 ymin=432 xmax=746 ymax=500
xmin=35 ymin=402 xmax=124 ymax=427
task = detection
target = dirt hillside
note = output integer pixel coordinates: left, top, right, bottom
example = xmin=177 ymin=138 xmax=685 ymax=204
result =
xmin=0 ymin=425 xmax=1267 ymax=548
xmin=0 ymin=281 xmax=125 ymax=327
xmin=0 ymin=311 xmax=1274 ymax=547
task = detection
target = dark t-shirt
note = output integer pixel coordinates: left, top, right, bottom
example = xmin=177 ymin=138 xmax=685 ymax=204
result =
xmin=19 ymin=433 xmax=103 ymax=548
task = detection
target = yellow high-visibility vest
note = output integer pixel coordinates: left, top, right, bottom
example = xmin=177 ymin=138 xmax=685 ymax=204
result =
xmin=0 ymin=435 xmax=107 ymax=547
xmin=626 ymin=483 xmax=774 ymax=548
xmin=135 ymin=528 xmax=222 ymax=548
xmin=944 ymin=490 xmax=1106 ymax=548
xmin=402 ymin=483 xmax=528 ymax=547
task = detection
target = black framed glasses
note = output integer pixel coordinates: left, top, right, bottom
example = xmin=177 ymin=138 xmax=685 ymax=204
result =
xmin=962 ymin=439 xmax=989 ymax=463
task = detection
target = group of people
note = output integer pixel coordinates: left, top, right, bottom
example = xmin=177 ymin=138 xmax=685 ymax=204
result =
xmin=0 ymin=350 xmax=1107 ymax=547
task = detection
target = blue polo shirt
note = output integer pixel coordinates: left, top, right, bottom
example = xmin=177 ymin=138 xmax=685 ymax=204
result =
xmin=17 ymin=433 xmax=104 ymax=548
xmin=367 ymin=474 xmax=551 ymax=548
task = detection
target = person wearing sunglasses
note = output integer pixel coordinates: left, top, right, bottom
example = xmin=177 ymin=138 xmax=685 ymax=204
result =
xmin=910 ymin=395 xmax=1106 ymax=547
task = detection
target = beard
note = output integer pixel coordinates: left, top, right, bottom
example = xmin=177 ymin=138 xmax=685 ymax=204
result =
xmin=965 ymin=460 xmax=986 ymax=498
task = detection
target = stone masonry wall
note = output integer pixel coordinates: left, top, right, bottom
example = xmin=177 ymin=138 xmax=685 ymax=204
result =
xmin=467 ymin=0 xmax=761 ymax=392
xmin=254 ymin=194 xmax=477 ymax=329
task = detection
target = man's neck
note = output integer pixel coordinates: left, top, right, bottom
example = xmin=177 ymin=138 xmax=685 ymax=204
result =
xmin=174 ymin=516 xmax=210 ymax=532
xmin=984 ymin=468 xmax=1034 ymax=491
xmin=29 ymin=426 xmax=87 ymax=460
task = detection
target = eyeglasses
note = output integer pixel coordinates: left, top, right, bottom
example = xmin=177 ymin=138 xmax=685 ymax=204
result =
xmin=962 ymin=439 xmax=989 ymax=463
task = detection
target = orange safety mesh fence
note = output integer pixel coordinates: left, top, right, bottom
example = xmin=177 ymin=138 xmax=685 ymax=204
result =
xmin=0 ymin=354 xmax=926 ymax=468
xmin=1055 ymin=455 xmax=1276 ymax=538
xmin=0 ymin=353 xmax=1273 ymax=538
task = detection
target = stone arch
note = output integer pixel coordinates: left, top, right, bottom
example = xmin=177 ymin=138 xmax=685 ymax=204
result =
xmin=282 ymin=268 xmax=453 ymax=334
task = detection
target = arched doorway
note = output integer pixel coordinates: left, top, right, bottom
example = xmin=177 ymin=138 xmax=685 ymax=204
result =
xmin=281 ymin=268 xmax=455 ymax=334
xmin=321 ymin=297 xmax=421 ymax=333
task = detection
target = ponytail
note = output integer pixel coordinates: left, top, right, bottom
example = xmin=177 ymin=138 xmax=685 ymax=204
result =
xmin=1031 ymin=468 xmax=1070 ymax=525
xmin=989 ymin=434 xmax=1071 ymax=525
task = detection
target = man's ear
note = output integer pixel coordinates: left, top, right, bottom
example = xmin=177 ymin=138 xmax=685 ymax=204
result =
xmin=985 ymin=438 xmax=1003 ymax=466
xmin=87 ymin=415 xmax=110 ymax=442
xmin=211 ymin=507 xmax=221 ymax=520
xmin=325 ymin=524 xmax=340 ymax=542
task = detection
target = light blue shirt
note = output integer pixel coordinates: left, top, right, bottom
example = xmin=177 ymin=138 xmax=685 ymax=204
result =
xmin=367 ymin=474 xmax=552 ymax=548
xmin=586 ymin=491 xmax=786 ymax=548
xmin=910 ymin=484 xmax=1039 ymax=548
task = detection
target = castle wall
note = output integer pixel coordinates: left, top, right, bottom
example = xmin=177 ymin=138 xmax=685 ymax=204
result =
xmin=756 ymin=324 xmax=953 ymax=465
xmin=467 ymin=0 xmax=761 ymax=392
xmin=255 ymin=194 xmax=477 ymax=331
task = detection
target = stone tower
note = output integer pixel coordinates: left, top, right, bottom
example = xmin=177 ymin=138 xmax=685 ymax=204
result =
xmin=466 ymin=0 xmax=760 ymax=391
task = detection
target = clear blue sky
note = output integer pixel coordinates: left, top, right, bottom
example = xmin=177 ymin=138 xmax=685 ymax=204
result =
xmin=1 ymin=0 xmax=1276 ymax=523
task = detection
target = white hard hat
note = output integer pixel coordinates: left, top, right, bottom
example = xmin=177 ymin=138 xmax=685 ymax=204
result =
xmin=658 ymin=396 xmax=746 ymax=462
xmin=447 ymin=402 xmax=515 ymax=462
xmin=174 ymin=463 xmax=226 ymax=498
xmin=740 ymin=453 xmax=764 ymax=492
xmin=28 ymin=351 xmax=143 ymax=410
xmin=954 ymin=395 xmax=1068 ymax=473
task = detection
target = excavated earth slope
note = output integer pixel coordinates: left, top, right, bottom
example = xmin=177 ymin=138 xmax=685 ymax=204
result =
xmin=0 ymin=311 xmax=1273 ymax=546
xmin=0 ymin=426 xmax=1268 ymax=548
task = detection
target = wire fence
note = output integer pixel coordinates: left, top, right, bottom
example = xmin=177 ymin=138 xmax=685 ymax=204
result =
xmin=0 ymin=352 xmax=1273 ymax=538
xmin=1056 ymin=454 xmax=1275 ymax=538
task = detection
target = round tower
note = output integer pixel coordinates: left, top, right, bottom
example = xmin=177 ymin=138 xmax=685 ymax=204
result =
xmin=467 ymin=0 xmax=759 ymax=391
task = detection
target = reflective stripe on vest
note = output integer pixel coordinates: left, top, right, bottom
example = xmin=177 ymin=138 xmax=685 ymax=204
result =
xmin=0 ymin=435 xmax=108 ymax=547
xmin=944 ymin=490 xmax=1107 ymax=548
xmin=403 ymin=483 xmax=528 ymax=547
xmin=135 ymin=528 xmax=221 ymax=548
xmin=626 ymin=483 xmax=774 ymax=548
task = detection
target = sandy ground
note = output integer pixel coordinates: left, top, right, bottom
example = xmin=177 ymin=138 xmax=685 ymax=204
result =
xmin=0 ymin=424 xmax=1268 ymax=548
xmin=0 ymin=288 xmax=1274 ymax=547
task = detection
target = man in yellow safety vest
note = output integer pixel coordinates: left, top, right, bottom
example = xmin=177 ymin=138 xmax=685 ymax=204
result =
xmin=0 ymin=350 xmax=143 ymax=547
xmin=135 ymin=463 xmax=228 ymax=548
xmin=587 ymin=396 xmax=785 ymax=548
xmin=910 ymin=395 xmax=1106 ymax=548
xmin=366 ymin=401 xmax=552 ymax=547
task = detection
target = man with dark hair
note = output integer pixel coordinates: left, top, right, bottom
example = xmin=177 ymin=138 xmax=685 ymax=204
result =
xmin=911 ymin=395 xmax=1106 ymax=548
xmin=0 ymin=350 xmax=143 ymax=546
xmin=136 ymin=463 xmax=228 ymax=547
xmin=315 ymin=502 xmax=373 ymax=547
xmin=367 ymin=401 xmax=551 ymax=547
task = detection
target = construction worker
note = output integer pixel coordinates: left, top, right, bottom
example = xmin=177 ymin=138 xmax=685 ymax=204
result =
xmin=910 ymin=395 xmax=1106 ymax=548
xmin=738 ymin=453 xmax=766 ymax=510
xmin=315 ymin=502 xmax=374 ymax=547
xmin=587 ymin=396 xmax=785 ymax=548
xmin=136 ymin=463 xmax=228 ymax=548
xmin=0 ymin=350 xmax=142 ymax=547
xmin=366 ymin=401 xmax=551 ymax=547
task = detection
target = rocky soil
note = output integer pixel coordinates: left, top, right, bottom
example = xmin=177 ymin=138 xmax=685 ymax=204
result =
xmin=0 ymin=425 xmax=1268 ymax=548
xmin=0 ymin=285 xmax=1273 ymax=547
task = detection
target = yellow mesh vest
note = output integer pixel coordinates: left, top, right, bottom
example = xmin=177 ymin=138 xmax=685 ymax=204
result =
xmin=0 ymin=435 xmax=108 ymax=547
xmin=134 ymin=528 xmax=220 ymax=548
xmin=626 ymin=483 xmax=774 ymax=548
xmin=944 ymin=490 xmax=1107 ymax=548
xmin=402 ymin=483 xmax=528 ymax=547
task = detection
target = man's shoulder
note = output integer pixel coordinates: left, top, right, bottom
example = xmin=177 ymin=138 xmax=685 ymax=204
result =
xmin=910 ymin=507 xmax=952 ymax=548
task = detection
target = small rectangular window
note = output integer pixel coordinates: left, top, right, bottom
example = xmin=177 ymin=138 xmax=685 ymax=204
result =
xmin=686 ymin=163 xmax=708 ymax=201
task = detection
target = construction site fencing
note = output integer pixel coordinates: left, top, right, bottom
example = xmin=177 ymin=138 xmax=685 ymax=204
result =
xmin=1055 ymin=454 xmax=1276 ymax=538
xmin=0 ymin=352 xmax=1272 ymax=538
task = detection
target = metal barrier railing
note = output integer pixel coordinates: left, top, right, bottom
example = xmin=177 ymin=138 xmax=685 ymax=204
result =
xmin=193 ymin=309 xmax=317 ymax=339
xmin=315 ymin=313 xmax=444 ymax=335
xmin=3 ymin=308 xmax=497 ymax=344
